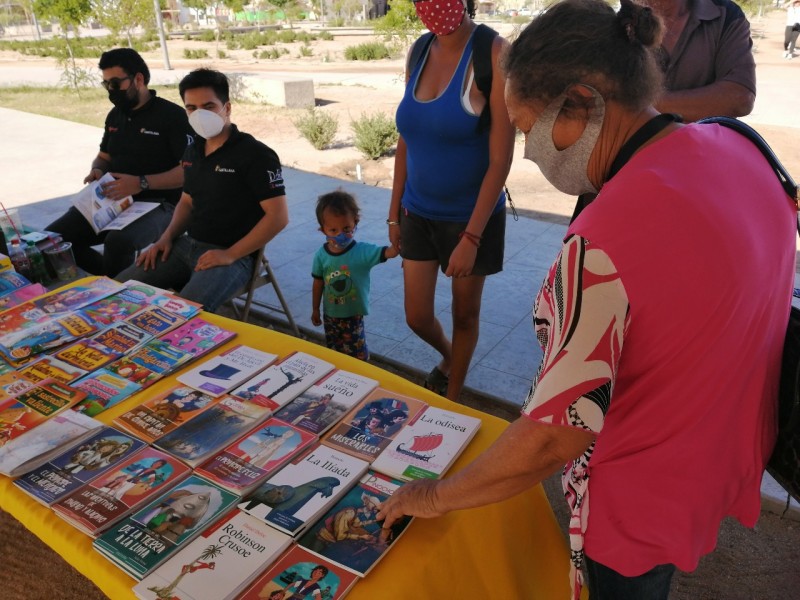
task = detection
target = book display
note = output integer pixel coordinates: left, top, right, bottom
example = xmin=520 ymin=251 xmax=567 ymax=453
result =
xmin=158 ymin=316 xmax=237 ymax=359
xmin=0 ymin=380 xmax=88 ymax=447
xmin=126 ymin=306 xmax=185 ymax=337
xmin=177 ymin=344 xmax=278 ymax=398
xmin=71 ymin=369 xmax=143 ymax=417
xmin=18 ymin=355 xmax=87 ymax=384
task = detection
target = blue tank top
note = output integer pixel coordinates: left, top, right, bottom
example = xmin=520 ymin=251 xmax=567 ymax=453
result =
xmin=396 ymin=33 xmax=505 ymax=222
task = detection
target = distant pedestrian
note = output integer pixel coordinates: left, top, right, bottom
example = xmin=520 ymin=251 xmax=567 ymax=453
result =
xmin=784 ymin=0 xmax=800 ymax=58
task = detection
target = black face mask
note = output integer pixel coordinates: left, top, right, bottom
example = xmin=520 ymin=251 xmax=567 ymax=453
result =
xmin=108 ymin=84 xmax=139 ymax=112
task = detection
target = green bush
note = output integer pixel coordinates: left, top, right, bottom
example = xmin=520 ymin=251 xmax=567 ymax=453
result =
xmin=217 ymin=49 xmax=227 ymax=59
xmin=199 ymin=29 xmax=216 ymax=42
xmin=319 ymin=30 xmax=334 ymax=41
xmin=299 ymin=45 xmax=313 ymax=57
xmin=183 ymin=48 xmax=210 ymax=59
xmin=277 ymin=30 xmax=297 ymax=43
xmin=294 ymin=108 xmax=339 ymax=150
xmin=344 ymin=41 xmax=391 ymax=61
xmin=258 ymin=48 xmax=281 ymax=60
xmin=351 ymin=112 xmax=398 ymax=159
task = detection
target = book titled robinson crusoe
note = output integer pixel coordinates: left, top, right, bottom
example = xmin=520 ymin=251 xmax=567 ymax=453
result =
xmin=239 ymin=442 xmax=370 ymax=538
xmin=297 ymin=470 xmax=412 ymax=577
xmin=177 ymin=345 xmax=278 ymax=398
xmin=371 ymin=405 xmax=482 ymax=481
xmin=158 ymin=317 xmax=237 ymax=359
xmin=0 ymin=409 xmax=102 ymax=477
xmin=320 ymin=388 xmax=428 ymax=463
xmin=113 ymin=385 xmax=223 ymax=444
xmin=126 ymin=306 xmax=185 ymax=337
xmin=237 ymin=544 xmax=360 ymax=600
xmin=93 ymin=474 xmax=240 ymax=579
xmin=230 ymin=351 xmax=336 ymax=412
xmin=132 ymin=509 xmax=292 ymax=600
xmin=274 ymin=370 xmax=379 ymax=437
xmin=14 ymin=427 xmax=146 ymax=505
xmin=18 ymin=355 xmax=87 ymax=385
xmin=195 ymin=417 xmax=317 ymax=496
xmin=70 ymin=369 xmax=143 ymax=417
xmin=53 ymin=447 xmax=191 ymax=538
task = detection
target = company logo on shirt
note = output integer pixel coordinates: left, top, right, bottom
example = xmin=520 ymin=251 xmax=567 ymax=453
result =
xmin=181 ymin=160 xmax=193 ymax=168
xmin=140 ymin=128 xmax=160 ymax=136
xmin=108 ymin=127 xmax=119 ymax=133
xmin=268 ymin=168 xmax=284 ymax=187
xmin=215 ymin=165 xmax=235 ymax=173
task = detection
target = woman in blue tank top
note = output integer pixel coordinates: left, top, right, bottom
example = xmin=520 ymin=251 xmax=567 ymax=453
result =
xmin=388 ymin=0 xmax=514 ymax=402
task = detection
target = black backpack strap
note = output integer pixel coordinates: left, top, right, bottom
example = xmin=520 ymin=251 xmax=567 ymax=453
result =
xmin=472 ymin=23 xmax=499 ymax=133
xmin=408 ymin=32 xmax=435 ymax=77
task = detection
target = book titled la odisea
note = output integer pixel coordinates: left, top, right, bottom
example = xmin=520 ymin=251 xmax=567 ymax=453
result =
xmin=132 ymin=508 xmax=292 ymax=600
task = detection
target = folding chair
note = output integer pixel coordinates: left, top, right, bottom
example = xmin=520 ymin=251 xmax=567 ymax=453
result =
xmin=229 ymin=249 xmax=300 ymax=337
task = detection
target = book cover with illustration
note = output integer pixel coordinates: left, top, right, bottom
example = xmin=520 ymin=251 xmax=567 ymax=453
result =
xmin=0 ymin=370 xmax=38 ymax=401
xmin=0 ymin=380 xmax=88 ymax=448
xmin=80 ymin=288 xmax=149 ymax=327
xmin=230 ymin=352 xmax=336 ymax=412
xmin=53 ymin=337 xmax=124 ymax=372
xmin=237 ymin=544 xmax=360 ymax=600
xmin=0 ymin=309 xmax=98 ymax=364
xmin=113 ymin=385 xmax=223 ymax=444
xmin=14 ymin=427 xmax=146 ymax=505
xmin=93 ymin=474 xmax=240 ymax=579
xmin=371 ymin=405 xmax=481 ymax=481
xmin=297 ymin=470 xmax=412 ymax=577
xmin=105 ymin=356 xmax=162 ymax=389
xmin=0 ymin=409 xmax=102 ymax=476
xmin=320 ymin=388 xmax=428 ymax=463
xmin=126 ymin=306 xmax=185 ymax=336
xmin=158 ymin=317 xmax=237 ymax=359
xmin=132 ymin=509 xmax=292 ymax=600
xmin=239 ymin=443 xmax=369 ymax=538
xmin=149 ymin=293 xmax=202 ymax=320
xmin=70 ymin=369 xmax=143 ymax=417
xmin=0 ymin=301 xmax=46 ymax=334
xmin=0 ymin=283 xmax=48 ymax=311
xmin=177 ymin=345 xmax=278 ymax=398
xmin=154 ymin=395 xmax=276 ymax=468
xmin=32 ymin=277 xmax=122 ymax=315
xmin=124 ymin=339 xmax=194 ymax=376
xmin=0 ymin=270 xmax=31 ymax=296
xmin=19 ymin=355 xmax=87 ymax=385
xmin=54 ymin=447 xmax=191 ymax=538
xmin=274 ymin=370 xmax=379 ymax=437
xmin=121 ymin=280 xmax=170 ymax=305
xmin=89 ymin=321 xmax=152 ymax=355
xmin=196 ymin=417 xmax=317 ymax=496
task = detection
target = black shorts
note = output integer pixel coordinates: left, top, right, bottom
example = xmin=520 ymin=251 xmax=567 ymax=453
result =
xmin=399 ymin=207 xmax=505 ymax=276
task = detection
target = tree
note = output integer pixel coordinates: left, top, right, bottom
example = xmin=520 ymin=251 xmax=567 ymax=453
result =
xmin=373 ymin=0 xmax=421 ymax=50
xmin=93 ymin=0 xmax=155 ymax=46
xmin=34 ymin=0 xmax=94 ymax=90
xmin=269 ymin=0 xmax=302 ymax=28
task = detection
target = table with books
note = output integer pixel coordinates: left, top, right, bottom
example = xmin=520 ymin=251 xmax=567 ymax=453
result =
xmin=0 ymin=277 xmax=578 ymax=599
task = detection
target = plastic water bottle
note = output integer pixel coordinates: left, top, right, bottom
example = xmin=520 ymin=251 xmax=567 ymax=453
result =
xmin=9 ymin=240 xmax=32 ymax=281
xmin=25 ymin=240 xmax=50 ymax=285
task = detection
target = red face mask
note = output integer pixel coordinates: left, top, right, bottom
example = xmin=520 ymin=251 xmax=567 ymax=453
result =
xmin=414 ymin=0 xmax=466 ymax=36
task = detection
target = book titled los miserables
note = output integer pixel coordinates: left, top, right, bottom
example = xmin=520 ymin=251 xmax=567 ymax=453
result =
xmin=239 ymin=442 xmax=369 ymax=538
xmin=132 ymin=508 xmax=292 ymax=600
xmin=93 ymin=474 xmax=240 ymax=580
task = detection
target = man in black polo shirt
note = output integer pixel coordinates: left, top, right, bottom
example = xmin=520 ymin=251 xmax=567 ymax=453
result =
xmin=116 ymin=68 xmax=289 ymax=313
xmin=46 ymin=48 xmax=192 ymax=276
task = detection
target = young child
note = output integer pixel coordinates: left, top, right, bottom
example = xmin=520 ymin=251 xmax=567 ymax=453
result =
xmin=311 ymin=190 xmax=398 ymax=361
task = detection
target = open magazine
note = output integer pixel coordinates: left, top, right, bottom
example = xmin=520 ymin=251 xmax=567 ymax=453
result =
xmin=73 ymin=173 xmax=159 ymax=234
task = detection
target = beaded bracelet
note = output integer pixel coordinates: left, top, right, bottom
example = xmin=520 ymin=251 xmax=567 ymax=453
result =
xmin=458 ymin=230 xmax=482 ymax=247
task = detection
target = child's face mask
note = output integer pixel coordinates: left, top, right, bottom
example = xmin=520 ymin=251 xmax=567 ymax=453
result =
xmin=325 ymin=227 xmax=356 ymax=248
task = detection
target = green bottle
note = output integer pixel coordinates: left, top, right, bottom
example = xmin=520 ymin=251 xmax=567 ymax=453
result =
xmin=25 ymin=240 xmax=50 ymax=285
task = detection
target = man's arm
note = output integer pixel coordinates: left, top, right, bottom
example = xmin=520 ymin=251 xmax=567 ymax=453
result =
xmin=656 ymin=80 xmax=754 ymax=122
xmin=84 ymin=152 xmax=112 ymax=184
xmin=104 ymin=165 xmax=185 ymax=201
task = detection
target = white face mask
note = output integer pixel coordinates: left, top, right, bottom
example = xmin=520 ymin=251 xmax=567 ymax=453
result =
xmin=523 ymin=86 xmax=605 ymax=196
xmin=188 ymin=107 xmax=226 ymax=139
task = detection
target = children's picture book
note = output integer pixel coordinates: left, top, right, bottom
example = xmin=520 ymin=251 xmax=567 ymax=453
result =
xmin=297 ymin=470 xmax=412 ymax=577
xmin=155 ymin=394 xmax=277 ymax=468
xmin=122 ymin=280 xmax=170 ymax=304
xmin=123 ymin=339 xmax=194 ymax=376
xmin=0 ymin=410 xmax=101 ymax=477
xmin=230 ymin=352 xmax=336 ymax=412
xmin=113 ymin=386 xmax=223 ymax=444
xmin=274 ymin=370 xmax=379 ymax=437
xmin=70 ymin=369 xmax=143 ymax=417
xmin=196 ymin=417 xmax=317 ymax=496
xmin=53 ymin=447 xmax=191 ymax=537
xmin=132 ymin=509 xmax=292 ymax=600
xmin=105 ymin=356 xmax=162 ymax=389
xmin=371 ymin=405 xmax=481 ymax=481
xmin=158 ymin=317 xmax=237 ymax=359
xmin=149 ymin=293 xmax=203 ymax=320
xmin=320 ymin=388 xmax=428 ymax=463
xmin=93 ymin=474 xmax=240 ymax=579
xmin=53 ymin=337 xmax=124 ymax=372
xmin=177 ymin=345 xmax=278 ymax=398
xmin=239 ymin=443 xmax=370 ymax=538
xmin=14 ymin=427 xmax=146 ymax=505
xmin=0 ymin=270 xmax=31 ymax=296
xmin=0 ymin=309 xmax=98 ymax=363
xmin=0 ymin=283 xmax=48 ymax=310
xmin=237 ymin=544 xmax=360 ymax=600
xmin=80 ymin=289 xmax=149 ymax=327
xmin=32 ymin=277 xmax=122 ymax=315
xmin=126 ymin=306 xmax=185 ymax=336
xmin=19 ymin=355 xmax=87 ymax=384
xmin=0 ymin=370 xmax=39 ymax=401
xmin=89 ymin=321 xmax=152 ymax=355
xmin=0 ymin=300 xmax=46 ymax=333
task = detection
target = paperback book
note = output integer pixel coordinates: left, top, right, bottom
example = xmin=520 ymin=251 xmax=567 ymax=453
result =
xmin=89 ymin=321 xmax=152 ymax=355
xmin=274 ymin=370 xmax=379 ymax=436
xmin=148 ymin=293 xmax=202 ymax=320
xmin=371 ymin=405 xmax=481 ymax=481
xmin=53 ymin=337 xmax=125 ymax=372
xmin=177 ymin=345 xmax=278 ymax=398
xmin=320 ymin=388 xmax=428 ymax=463
xmin=14 ymin=427 xmax=146 ymax=505
xmin=0 ymin=409 xmax=101 ymax=476
xmin=0 ymin=309 xmax=98 ymax=364
xmin=122 ymin=339 xmax=194 ymax=377
xmin=122 ymin=280 xmax=170 ymax=305
xmin=80 ymin=289 xmax=149 ymax=327
xmin=297 ymin=470 xmax=412 ymax=577
xmin=18 ymin=355 xmax=87 ymax=385
xmin=71 ymin=369 xmax=143 ymax=417
xmin=230 ymin=351 xmax=336 ymax=412
xmin=0 ymin=283 xmax=48 ymax=310
xmin=126 ymin=306 xmax=185 ymax=336
xmin=132 ymin=509 xmax=292 ymax=600
xmin=158 ymin=317 xmax=237 ymax=359
xmin=105 ymin=356 xmax=162 ymax=389
xmin=113 ymin=385 xmax=223 ymax=444
xmin=0 ymin=271 xmax=31 ymax=296
xmin=0 ymin=301 xmax=47 ymax=334
xmin=237 ymin=544 xmax=360 ymax=600
xmin=93 ymin=474 xmax=240 ymax=579
xmin=196 ymin=417 xmax=317 ymax=496
xmin=32 ymin=277 xmax=122 ymax=315
xmin=155 ymin=394 xmax=276 ymax=468
xmin=239 ymin=443 xmax=370 ymax=538
xmin=53 ymin=447 xmax=191 ymax=538
xmin=0 ymin=370 xmax=38 ymax=401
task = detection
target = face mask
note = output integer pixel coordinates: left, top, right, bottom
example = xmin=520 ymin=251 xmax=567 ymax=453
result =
xmin=523 ymin=86 xmax=605 ymax=196
xmin=188 ymin=108 xmax=226 ymax=139
xmin=415 ymin=0 xmax=466 ymax=36
xmin=108 ymin=84 xmax=139 ymax=112
xmin=325 ymin=227 xmax=356 ymax=248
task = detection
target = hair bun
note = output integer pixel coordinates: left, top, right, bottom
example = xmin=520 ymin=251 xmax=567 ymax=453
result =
xmin=618 ymin=0 xmax=663 ymax=47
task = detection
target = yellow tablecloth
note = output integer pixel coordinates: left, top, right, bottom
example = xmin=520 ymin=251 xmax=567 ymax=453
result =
xmin=0 ymin=308 xmax=577 ymax=599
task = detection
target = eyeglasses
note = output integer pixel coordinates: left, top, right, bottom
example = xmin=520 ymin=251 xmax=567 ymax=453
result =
xmin=101 ymin=76 xmax=132 ymax=91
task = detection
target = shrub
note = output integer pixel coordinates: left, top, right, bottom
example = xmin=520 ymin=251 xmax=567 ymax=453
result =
xmin=344 ymin=41 xmax=391 ymax=61
xmin=319 ymin=30 xmax=334 ymax=41
xmin=259 ymin=48 xmax=280 ymax=60
xmin=278 ymin=30 xmax=297 ymax=43
xmin=183 ymin=48 xmax=209 ymax=59
xmin=199 ymin=29 xmax=216 ymax=42
xmin=351 ymin=112 xmax=398 ymax=159
xmin=217 ymin=49 xmax=227 ymax=59
xmin=299 ymin=45 xmax=313 ymax=57
xmin=294 ymin=108 xmax=339 ymax=150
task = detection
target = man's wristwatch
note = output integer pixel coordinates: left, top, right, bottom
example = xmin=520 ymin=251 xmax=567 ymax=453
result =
xmin=139 ymin=175 xmax=150 ymax=191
